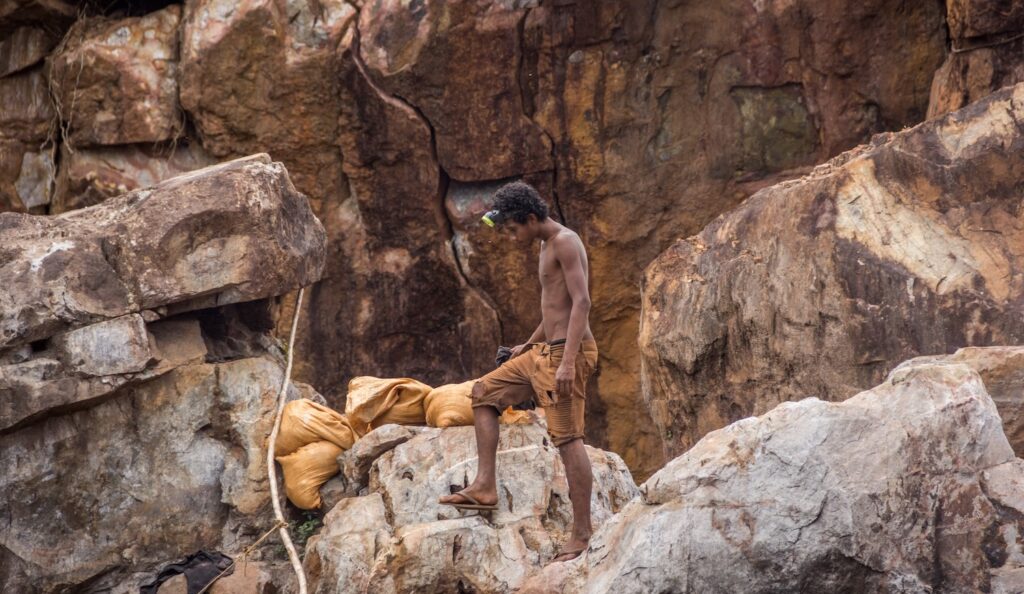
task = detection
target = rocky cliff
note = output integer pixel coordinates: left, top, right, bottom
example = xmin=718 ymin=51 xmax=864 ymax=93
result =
xmin=0 ymin=0 xmax=953 ymax=477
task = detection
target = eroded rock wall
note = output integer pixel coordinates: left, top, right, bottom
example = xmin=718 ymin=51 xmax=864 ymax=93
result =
xmin=1 ymin=0 xmax=950 ymax=477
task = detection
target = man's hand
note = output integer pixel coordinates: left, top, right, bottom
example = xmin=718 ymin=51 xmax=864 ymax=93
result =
xmin=556 ymin=359 xmax=575 ymax=398
xmin=510 ymin=343 xmax=529 ymax=358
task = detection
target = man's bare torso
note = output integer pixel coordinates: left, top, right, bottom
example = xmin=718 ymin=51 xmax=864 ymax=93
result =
xmin=539 ymin=229 xmax=594 ymax=342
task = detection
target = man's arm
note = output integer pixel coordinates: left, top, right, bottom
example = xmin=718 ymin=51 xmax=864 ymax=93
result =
xmin=553 ymin=235 xmax=591 ymax=398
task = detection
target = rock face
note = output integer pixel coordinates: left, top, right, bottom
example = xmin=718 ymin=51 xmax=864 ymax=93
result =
xmin=1 ymin=357 xmax=300 ymax=592
xmin=523 ymin=359 xmax=1024 ymax=593
xmin=0 ymin=157 xmax=327 ymax=592
xmin=641 ymin=83 xmax=1024 ymax=458
xmin=304 ymin=423 xmax=640 ymax=593
xmin=927 ymin=0 xmax=1024 ymax=118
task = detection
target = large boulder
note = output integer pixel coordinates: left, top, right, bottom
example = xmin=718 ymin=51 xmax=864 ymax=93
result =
xmin=304 ymin=423 xmax=640 ymax=593
xmin=0 ymin=153 xmax=326 ymax=352
xmin=47 ymin=6 xmax=183 ymax=146
xmin=927 ymin=0 xmax=1024 ymax=119
xmin=641 ymin=83 xmax=1024 ymax=458
xmin=893 ymin=347 xmax=1024 ymax=457
xmin=523 ymin=358 xmax=1024 ymax=593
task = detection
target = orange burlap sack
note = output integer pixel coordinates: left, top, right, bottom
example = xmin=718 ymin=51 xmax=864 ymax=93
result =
xmin=275 ymin=399 xmax=356 ymax=457
xmin=276 ymin=440 xmax=343 ymax=509
xmin=424 ymin=381 xmax=476 ymax=427
xmin=344 ymin=377 xmax=432 ymax=435
xmin=424 ymin=381 xmax=534 ymax=427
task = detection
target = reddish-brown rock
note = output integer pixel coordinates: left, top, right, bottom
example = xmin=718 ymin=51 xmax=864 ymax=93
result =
xmin=640 ymin=84 xmax=1024 ymax=459
xmin=50 ymin=141 xmax=215 ymax=214
xmin=927 ymin=0 xmax=1024 ymax=119
xmin=47 ymin=6 xmax=183 ymax=146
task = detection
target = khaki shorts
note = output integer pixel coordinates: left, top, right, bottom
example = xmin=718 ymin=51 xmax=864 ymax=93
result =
xmin=472 ymin=339 xmax=599 ymax=446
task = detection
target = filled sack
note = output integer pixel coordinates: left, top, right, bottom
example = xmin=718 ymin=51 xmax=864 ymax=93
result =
xmin=276 ymin=440 xmax=344 ymax=509
xmin=275 ymin=398 xmax=356 ymax=457
xmin=345 ymin=377 xmax=432 ymax=435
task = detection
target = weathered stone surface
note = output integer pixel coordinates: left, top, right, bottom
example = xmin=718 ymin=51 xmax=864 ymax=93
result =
xmin=304 ymin=424 xmax=639 ymax=593
xmin=50 ymin=141 xmax=216 ymax=214
xmin=0 ymin=0 xmax=75 ymax=34
xmin=333 ymin=423 xmax=428 ymax=497
xmin=522 ymin=360 xmax=1024 ymax=593
xmin=47 ymin=6 xmax=183 ymax=146
xmin=303 ymin=493 xmax=391 ymax=594
xmin=290 ymin=24 xmax=499 ymax=394
xmin=641 ymin=83 xmax=1024 ymax=459
xmin=0 ymin=356 xmax=303 ymax=593
xmin=0 ymin=65 xmax=53 ymax=144
xmin=893 ymin=347 xmax=1024 ymax=457
xmin=928 ymin=46 xmax=1024 ymax=119
xmin=0 ymin=154 xmax=326 ymax=352
xmin=0 ymin=26 xmax=56 ymax=76
xmin=0 ymin=144 xmax=54 ymax=212
xmin=357 ymin=0 xmax=552 ymax=181
xmin=946 ymin=0 xmax=1024 ymax=40
xmin=179 ymin=0 xmax=354 ymax=158
xmin=155 ymin=560 xmax=294 ymax=594
xmin=927 ymin=0 xmax=1024 ymax=119
xmin=0 ymin=312 xmax=212 ymax=432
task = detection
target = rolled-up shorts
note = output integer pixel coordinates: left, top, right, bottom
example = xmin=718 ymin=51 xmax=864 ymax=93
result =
xmin=471 ymin=338 xmax=599 ymax=446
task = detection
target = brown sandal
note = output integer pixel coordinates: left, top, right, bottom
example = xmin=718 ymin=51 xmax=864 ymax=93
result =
xmin=439 ymin=490 xmax=498 ymax=511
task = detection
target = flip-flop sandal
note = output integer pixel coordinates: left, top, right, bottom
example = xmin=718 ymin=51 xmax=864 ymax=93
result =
xmin=550 ymin=547 xmax=586 ymax=563
xmin=439 ymin=490 xmax=498 ymax=511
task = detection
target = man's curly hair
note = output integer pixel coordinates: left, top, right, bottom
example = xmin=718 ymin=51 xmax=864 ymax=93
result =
xmin=493 ymin=181 xmax=548 ymax=224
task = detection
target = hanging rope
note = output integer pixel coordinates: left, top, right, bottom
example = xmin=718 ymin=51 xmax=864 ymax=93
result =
xmin=266 ymin=286 xmax=310 ymax=594
xmin=197 ymin=287 xmax=310 ymax=593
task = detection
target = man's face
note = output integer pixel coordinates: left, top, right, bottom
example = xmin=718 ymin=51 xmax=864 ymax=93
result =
xmin=505 ymin=217 xmax=534 ymax=244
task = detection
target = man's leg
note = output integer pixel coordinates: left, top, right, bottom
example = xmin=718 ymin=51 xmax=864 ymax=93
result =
xmin=439 ymin=383 xmax=500 ymax=506
xmin=555 ymin=437 xmax=593 ymax=560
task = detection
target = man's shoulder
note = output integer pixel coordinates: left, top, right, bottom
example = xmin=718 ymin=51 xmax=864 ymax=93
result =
xmin=551 ymin=227 xmax=582 ymax=247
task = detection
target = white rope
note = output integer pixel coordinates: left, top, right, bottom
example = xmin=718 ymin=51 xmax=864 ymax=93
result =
xmin=266 ymin=286 xmax=309 ymax=594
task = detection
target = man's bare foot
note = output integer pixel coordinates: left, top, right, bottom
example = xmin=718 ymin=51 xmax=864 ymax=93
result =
xmin=550 ymin=537 xmax=589 ymax=563
xmin=438 ymin=486 xmax=498 ymax=508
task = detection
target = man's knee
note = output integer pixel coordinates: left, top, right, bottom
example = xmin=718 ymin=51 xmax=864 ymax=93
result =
xmin=553 ymin=434 xmax=585 ymax=450
xmin=471 ymin=380 xmax=487 ymax=401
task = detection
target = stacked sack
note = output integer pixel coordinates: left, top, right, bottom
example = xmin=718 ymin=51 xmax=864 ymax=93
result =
xmin=274 ymin=399 xmax=357 ymax=509
xmin=275 ymin=377 xmax=534 ymax=509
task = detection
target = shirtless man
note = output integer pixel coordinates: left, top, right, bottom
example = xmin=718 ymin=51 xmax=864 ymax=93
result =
xmin=439 ymin=181 xmax=598 ymax=564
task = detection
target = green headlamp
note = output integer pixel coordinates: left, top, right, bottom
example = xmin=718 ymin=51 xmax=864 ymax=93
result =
xmin=481 ymin=209 xmax=507 ymax=228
